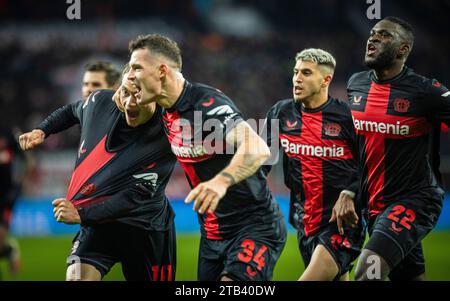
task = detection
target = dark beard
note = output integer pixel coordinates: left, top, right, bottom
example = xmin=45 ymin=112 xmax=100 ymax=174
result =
xmin=364 ymin=46 xmax=397 ymax=70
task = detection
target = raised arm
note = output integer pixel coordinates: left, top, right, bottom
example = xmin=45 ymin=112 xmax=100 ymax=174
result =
xmin=19 ymin=101 xmax=82 ymax=151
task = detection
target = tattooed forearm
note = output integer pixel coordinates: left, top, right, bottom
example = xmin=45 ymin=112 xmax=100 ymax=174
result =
xmin=218 ymin=121 xmax=271 ymax=187
xmin=219 ymin=153 xmax=267 ymax=186
xmin=234 ymin=154 xmax=262 ymax=181
xmin=219 ymin=172 xmax=237 ymax=186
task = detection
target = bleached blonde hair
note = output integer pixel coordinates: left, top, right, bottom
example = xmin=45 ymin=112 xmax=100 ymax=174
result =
xmin=295 ymin=48 xmax=336 ymax=75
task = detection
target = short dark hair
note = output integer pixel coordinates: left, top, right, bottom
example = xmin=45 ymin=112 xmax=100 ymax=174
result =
xmin=122 ymin=63 xmax=130 ymax=76
xmin=383 ymin=16 xmax=414 ymax=49
xmin=84 ymin=61 xmax=121 ymax=87
xmin=128 ymin=34 xmax=182 ymax=70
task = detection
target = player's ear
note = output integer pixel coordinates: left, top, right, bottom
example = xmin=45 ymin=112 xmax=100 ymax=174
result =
xmin=159 ymin=64 xmax=169 ymax=79
xmin=398 ymin=44 xmax=410 ymax=59
xmin=322 ymin=74 xmax=333 ymax=88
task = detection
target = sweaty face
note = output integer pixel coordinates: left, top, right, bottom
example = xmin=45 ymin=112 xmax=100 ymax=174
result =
xmin=121 ymin=77 xmax=154 ymax=128
xmin=82 ymin=71 xmax=110 ymax=100
xmin=365 ymin=20 xmax=401 ymax=70
xmin=128 ymin=48 xmax=162 ymax=105
xmin=292 ymin=60 xmax=326 ymax=103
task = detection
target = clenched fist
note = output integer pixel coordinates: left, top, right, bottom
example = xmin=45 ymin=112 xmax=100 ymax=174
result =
xmin=19 ymin=129 xmax=45 ymax=151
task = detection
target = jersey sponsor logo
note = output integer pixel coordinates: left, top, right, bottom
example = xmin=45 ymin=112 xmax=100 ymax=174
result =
xmin=280 ymin=138 xmax=345 ymax=157
xmin=79 ymin=183 xmax=96 ymax=196
xmin=353 ymin=95 xmax=362 ymax=104
xmin=286 ymin=120 xmax=298 ymax=128
xmin=171 ymin=144 xmax=209 ymax=159
xmin=353 ymin=118 xmax=410 ymax=135
xmin=324 ymin=123 xmax=341 ymax=137
xmin=393 ymin=98 xmax=410 ymax=113
xmin=206 ymin=105 xmax=234 ymax=116
xmin=202 ymin=98 xmax=215 ymax=107
xmin=133 ymin=172 xmax=158 ymax=187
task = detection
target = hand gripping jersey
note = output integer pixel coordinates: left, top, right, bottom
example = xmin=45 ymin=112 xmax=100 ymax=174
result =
xmin=347 ymin=67 xmax=450 ymax=217
xmin=38 ymin=90 xmax=176 ymax=231
xmin=265 ymin=97 xmax=359 ymax=236
xmin=162 ymin=81 xmax=284 ymax=240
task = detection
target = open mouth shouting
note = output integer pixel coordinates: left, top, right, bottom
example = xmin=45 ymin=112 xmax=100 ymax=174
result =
xmin=294 ymin=85 xmax=304 ymax=95
xmin=367 ymin=43 xmax=377 ymax=57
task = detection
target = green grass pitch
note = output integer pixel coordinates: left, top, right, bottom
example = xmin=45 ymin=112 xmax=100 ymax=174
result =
xmin=1 ymin=231 xmax=450 ymax=280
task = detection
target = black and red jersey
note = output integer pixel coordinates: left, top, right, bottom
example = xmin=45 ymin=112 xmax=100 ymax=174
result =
xmin=347 ymin=67 xmax=450 ymax=217
xmin=162 ymin=81 xmax=284 ymax=240
xmin=0 ymin=128 xmax=23 ymax=207
xmin=0 ymin=129 xmax=20 ymax=190
xmin=264 ymin=97 xmax=359 ymax=236
xmin=37 ymin=90 xmax=176 ymax=231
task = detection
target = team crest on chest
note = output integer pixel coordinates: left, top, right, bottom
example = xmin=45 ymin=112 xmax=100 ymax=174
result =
xmin=79 ymin=183 xmax=96 ymax=196
xmin=393 ymin=98 xmax=410 ymax=113
xmin=324 ymin=123 xmax=341 ymax=137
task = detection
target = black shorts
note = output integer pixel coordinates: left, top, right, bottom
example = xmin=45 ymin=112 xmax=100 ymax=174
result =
xmin=364 ymin=198 xmax=442 ymax=280
xmin=197 ymin=218 xmax=287 ymax=281
xmin=297 ymin=221 xmax=364 ymax=278
xmin=68 ymin=222 xmax=176 ymax=281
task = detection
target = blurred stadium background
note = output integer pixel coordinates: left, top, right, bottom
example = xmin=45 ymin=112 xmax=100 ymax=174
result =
xmin=1 ymin=0 xmax=450 ymax=280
